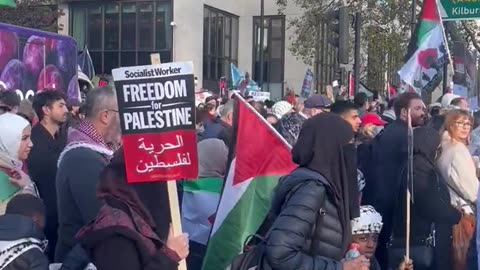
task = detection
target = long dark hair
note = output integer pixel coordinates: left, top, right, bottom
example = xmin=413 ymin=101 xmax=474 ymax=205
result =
xmin=98 ymin=151 xmax=155 ymax=227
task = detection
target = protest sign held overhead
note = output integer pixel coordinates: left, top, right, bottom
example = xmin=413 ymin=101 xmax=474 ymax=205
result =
xmin=112 ymin=61 xmax=198 ymax=183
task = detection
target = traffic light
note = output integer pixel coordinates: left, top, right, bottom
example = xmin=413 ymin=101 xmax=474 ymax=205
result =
xmin=326 ymin=6 xmax=350 ymax=64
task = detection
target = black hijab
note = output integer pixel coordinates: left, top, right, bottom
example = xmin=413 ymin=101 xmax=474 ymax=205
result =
xmin=292 ymin=113 xmax=356 ymax=249
xmin=413 ymin=127 xmax=441 ymax=164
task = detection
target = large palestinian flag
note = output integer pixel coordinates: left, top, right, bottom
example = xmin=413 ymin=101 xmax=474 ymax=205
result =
xmin=201 ymin=96 xmax=297 ymax=270
xmin=398 ymin=0 xmax=448 ymax=94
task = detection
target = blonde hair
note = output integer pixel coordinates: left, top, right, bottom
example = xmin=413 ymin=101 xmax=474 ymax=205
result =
xmin=358 ymin=124 xmax=376 ymax=143
xmin=442 ymin=109 xmax=473 ymax=143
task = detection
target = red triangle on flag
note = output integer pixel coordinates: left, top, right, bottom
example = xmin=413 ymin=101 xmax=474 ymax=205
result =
xmin=420 ymin=0 xmax=440 ymax=23
xmin=388 ymin=84 xmax=396 ymax=98
xmin=232 ymin=98 xmax=297 ymax=186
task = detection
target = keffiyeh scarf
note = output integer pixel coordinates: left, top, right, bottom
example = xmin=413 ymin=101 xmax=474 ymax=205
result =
xmin=58 ymin=121 xmax=114 ymax=166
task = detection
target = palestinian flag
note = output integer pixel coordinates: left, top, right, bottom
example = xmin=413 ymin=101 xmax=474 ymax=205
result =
xmin=398 ymin=0 xmax=448 ymax=94
xmin=0 ymin=0 xmax=15 ymax=7
xmin=388 ymin=84 xmax=397 ymax=99
xmin=201 ymin=95 xmax=297 ymax=270
xmin=181 ymin=177 xmax=223 ymax=245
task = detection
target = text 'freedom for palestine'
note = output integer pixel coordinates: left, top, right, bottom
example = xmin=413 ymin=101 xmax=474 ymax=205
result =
xmin=122 ymin=80 xmax=187 ymax=103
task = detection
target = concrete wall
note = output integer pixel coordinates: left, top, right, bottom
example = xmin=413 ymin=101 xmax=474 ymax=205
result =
xmin=173 ymin=0 xmax=311 ymax=97
xmin=57 ymin=3 xmax=69 ymax=36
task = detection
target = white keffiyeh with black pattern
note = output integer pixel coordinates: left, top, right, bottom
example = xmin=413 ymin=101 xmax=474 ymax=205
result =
xmin=351 ymin=205 xmax=383 ymax=235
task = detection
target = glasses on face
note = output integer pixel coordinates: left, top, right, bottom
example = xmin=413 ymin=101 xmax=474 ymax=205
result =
xmin=356 ymin=234 xmax=379 ymax=243
xmin=455 ymin=121 xmax=472 ymax=129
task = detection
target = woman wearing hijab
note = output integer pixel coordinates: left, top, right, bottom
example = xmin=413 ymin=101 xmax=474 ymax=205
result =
xmin=183 ymin=138 xmax=229 ymax=270
xmin=391 ymin=127 xmax=460 ymax=270
xmin=264 ymin=113 xmax=369 ymax=270
xmin=0 ymin=113 xmax=37 ymax=214
xmin=76 ymin=148 xmax=189 ymax=270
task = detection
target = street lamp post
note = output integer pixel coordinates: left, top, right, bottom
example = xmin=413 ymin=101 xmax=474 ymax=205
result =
xmin=259 ymin=0 xmax=265 ymax=90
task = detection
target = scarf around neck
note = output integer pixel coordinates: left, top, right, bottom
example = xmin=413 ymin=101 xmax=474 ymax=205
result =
xmin=57 ymin=121 xmax=114 ymax=167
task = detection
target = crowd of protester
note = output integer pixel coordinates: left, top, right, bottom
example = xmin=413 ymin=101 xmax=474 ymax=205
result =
xmin=0 ymin=85 xmax=479 ymax=270
xmin=192 ymin=89 xmax=479 ymax=270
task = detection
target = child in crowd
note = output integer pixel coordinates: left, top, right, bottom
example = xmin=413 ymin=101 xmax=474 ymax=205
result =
xmin=351 ymin=205 xmax=413 ymax=270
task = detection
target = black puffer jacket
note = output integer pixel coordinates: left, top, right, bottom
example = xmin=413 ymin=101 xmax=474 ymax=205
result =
xmin=264 ymin=168 xmax=344 ymax=270
xmin=0 ymin=214 xmax=49 ymax=270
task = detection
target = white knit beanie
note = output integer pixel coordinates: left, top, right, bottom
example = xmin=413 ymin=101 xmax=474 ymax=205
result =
xmin=272 ymin=101 xmax=293 ymax=119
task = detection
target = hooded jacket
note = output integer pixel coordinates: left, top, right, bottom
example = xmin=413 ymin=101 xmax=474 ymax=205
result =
xmin=0 ymin=214 xmax=49 ymax=270
xmin=264 ymin=168 xmax=343 ymax=270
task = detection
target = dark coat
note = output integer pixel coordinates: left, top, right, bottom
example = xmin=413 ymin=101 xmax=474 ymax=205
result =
xmin=367 ymin=120 xmax=408 ymax=217
xmin=77 ymin=198 xmax=178 ymax=270
xmin=0 ymin=214 xmax=49 ymax=270
xmin=264 ymin=168 xmax=344 ymax=270
xmin=201 ymin=118 xmax=232 ymax=146
xmin=55 ymin=147 xmax=109 ymax=262
xmin=392 ymin=128 xmax=461 ymax=270
xmin=26 ymin=123 xmax=66 ymax=261
xmin=366 ymin=120 xmax=408 ymax=267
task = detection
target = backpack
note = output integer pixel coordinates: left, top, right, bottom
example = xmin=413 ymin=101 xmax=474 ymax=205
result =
xmin=227 ymin=169 xmax=330 ymax=270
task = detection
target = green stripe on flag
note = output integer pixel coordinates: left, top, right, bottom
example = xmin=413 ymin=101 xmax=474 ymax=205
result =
xmin=416 ymin=20 xmax=438 ymax=46
xmin=0 ymin=0 xmax=16 ymax=7
xmin=202 ymin=175 xmax=280 ymax=270
xmin=183 ymin=178 xmax=222 ymax=193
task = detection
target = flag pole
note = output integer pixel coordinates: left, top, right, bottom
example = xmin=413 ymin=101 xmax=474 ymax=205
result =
xmin=442 ymin=23 xmax=450 ymax=94
xmin=406 ymin=109 xmax=413 ymax=262
xmin=436 ymin=3 xmax=455 ymax=94
xmin=259 ymin=0 xmax=265 ymax=89
xmin=410 ymin=0 xmax=416 ymax=36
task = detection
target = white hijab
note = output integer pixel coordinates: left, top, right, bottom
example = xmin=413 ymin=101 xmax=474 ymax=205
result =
xmin=0 ymin=113 xmax=30 ymax=168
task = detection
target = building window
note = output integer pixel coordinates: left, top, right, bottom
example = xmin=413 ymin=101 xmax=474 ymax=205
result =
xmin=252 ymin=16 xmax=285 ymax=94
xmin=203 ymin=6 xmax=238 ymax=91
xmin=70 ymin=1 xmax=172 ymax=75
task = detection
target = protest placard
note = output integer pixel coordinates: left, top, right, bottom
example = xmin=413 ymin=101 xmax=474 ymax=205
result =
xmin=112 ymin=62 xmax=198 ymax=183
xmin=249 ymin=91 xmax=270 ymax=102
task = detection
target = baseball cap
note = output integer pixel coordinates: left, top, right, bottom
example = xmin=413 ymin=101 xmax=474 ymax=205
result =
xmin=304 ymin=95 xmax=332 ymax=109
xmin=361 ymin=113 xmax=386 ymax=127
xmin=441 ymin=93 xmax=460 ymax=108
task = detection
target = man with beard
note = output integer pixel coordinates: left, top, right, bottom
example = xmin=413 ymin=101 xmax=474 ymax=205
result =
xmin=27 ymin=90 xmax=68 ymax=261
xmin=55 ymin=86 xmax=121 ymax=262
xmin=364 ymin=92 xmax=425 ymax=268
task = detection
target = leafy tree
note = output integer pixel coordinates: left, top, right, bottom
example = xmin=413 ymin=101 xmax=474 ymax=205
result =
xmin=276 ymin=0 xmax=479 ymax=92
xmin=0 ymin=0 xmax=62 ymax=32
